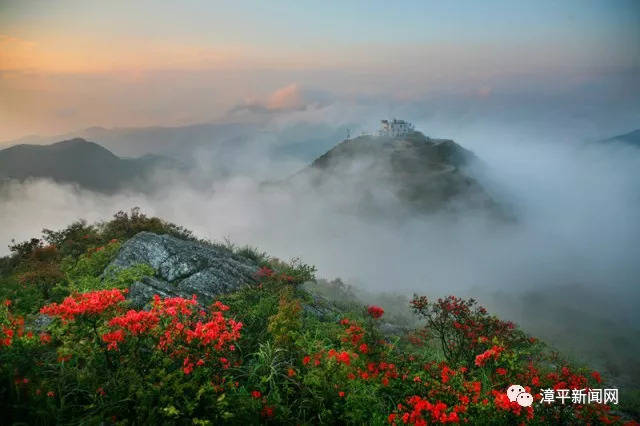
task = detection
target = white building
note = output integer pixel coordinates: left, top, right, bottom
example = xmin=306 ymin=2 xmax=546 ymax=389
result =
xmin=378 ymin=119 xmax=415 ymax=137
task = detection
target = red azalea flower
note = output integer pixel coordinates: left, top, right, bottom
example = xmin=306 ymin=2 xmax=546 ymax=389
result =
xmin=108 ymin=310 xmax=159 ymax=335
xmin=256 ymin=266 xmax=273 ymax=278
xmin=474 ymin=345 xmax=504 ymax=367
xmin=40 ymin=289 xmax=126 ymax=320
xmin=441 ymin=365 xmax=455 ymax=383
xmin=101 ymin=329 xmax=125 ymax=351
xmin=336 ymin=351 xmax=351 ymax=365
xmin=367 ymin=305 xmax=384 ymax=319
xmin=261 ymin=405 xmax=274 ymax=418
xmin=39 ymin=333 xmax=51 ymax=344
xmin=183 ymin=357 xmax=194 ymax=375
xmin=213 ymin=301 xmax=230 ymax=311
xmin=492 ymin=391 xmax=512 ymax=410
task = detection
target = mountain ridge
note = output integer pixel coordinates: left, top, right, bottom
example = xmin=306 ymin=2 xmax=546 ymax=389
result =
xmin=0 ymin=137 xmax=178 ymax=192
xmin=600 ymin=128 xmax=640 ymax=148
xmin=0 ymin=121 xmax=349 ymax=164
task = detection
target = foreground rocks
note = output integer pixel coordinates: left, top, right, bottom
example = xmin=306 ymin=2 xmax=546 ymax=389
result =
xmin=105 ymin=232 xmax=259 ymax=307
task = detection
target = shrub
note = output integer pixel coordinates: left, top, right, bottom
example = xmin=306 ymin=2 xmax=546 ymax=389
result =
xmin=410 ymin=295 xmax=530 ymax=368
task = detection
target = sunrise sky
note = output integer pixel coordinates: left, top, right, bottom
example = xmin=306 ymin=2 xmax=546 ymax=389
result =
xmin=1 ymin=0 xmax=639 ymax=141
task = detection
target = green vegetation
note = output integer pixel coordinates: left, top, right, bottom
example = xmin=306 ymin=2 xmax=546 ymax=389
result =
xmin=0 ymin=211 xmax=637 ymax=424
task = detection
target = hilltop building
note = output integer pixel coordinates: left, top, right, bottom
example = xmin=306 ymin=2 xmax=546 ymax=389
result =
xmin=379 ymin=119 xmax=415 ymax=137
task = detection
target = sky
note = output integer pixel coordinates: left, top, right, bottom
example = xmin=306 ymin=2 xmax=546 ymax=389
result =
xmin=0 ymin=0 xmax=639 ymax=141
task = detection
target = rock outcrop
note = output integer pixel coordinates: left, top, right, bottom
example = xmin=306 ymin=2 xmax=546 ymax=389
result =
xmin=105 ymin=232 xmax=258 ymax=307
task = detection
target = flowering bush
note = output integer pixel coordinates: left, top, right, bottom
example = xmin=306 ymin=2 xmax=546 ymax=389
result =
xmin=410 ymin=295 xmax=528 ymax=368
xmin=2 ymin=282 xmax=637 ymax=424
xmin=3 ymin=289 xmax=245 ymax=422
xmin=0 ymin=299 xmax=23 ymax=348
xmin=368 ymin=305 xmax=385 ymax=319
xmin=40 ymin=288 xmax=126 ymax=320
xmin=0 ymin=217 xmax=638 ymax=424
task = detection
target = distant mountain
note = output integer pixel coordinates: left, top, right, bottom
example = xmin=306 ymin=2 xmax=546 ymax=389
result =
xmin=600 ymin=129 xmax=640 ymax=148
xmin=1 ymin=121 xmax=351 ymax=167
xmin=0 ymin=138 xmax=179 ymax=192
xmin=0 ymin=124 xmax=257 ymax=157
xmin=285 ymin=131 xmax=502 ymax=217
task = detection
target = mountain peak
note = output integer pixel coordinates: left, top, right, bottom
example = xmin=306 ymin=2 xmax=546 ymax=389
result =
xmin=311 ymin=130 xmax=475 ymax=171
xmin=49 ymin=137 xmax=115 ymax=153
xmin=285 ymin=129 xmax=499 ymax=217
xmin=0 ymin=138 xmax=175 ymax=192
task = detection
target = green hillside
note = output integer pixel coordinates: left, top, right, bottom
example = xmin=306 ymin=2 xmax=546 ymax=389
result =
xmin=0 ymin=210 xmax=636 ymax=424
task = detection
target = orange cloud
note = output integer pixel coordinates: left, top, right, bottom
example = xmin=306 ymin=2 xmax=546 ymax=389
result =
xmin=229 ymin=83 xmax=310 ymax=116
xmin=266 ymin=84 xmax=303 ymax=110
xmin=476 ymin=86 xmax=493 ymax=97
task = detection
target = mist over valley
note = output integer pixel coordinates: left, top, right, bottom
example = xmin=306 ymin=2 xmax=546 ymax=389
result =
xmin=2 ymin=112 xmax=639 ymax=388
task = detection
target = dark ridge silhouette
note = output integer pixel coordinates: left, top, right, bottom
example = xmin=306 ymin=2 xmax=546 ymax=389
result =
xmin=600 ymin=128 xmax=640 ymax=148
xmin=0 ymin=138 xmax=178 ymax=192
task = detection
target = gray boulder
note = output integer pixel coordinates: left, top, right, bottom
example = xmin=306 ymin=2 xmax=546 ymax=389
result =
xmin=106 ymin=232 xmax=259 ymax=307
